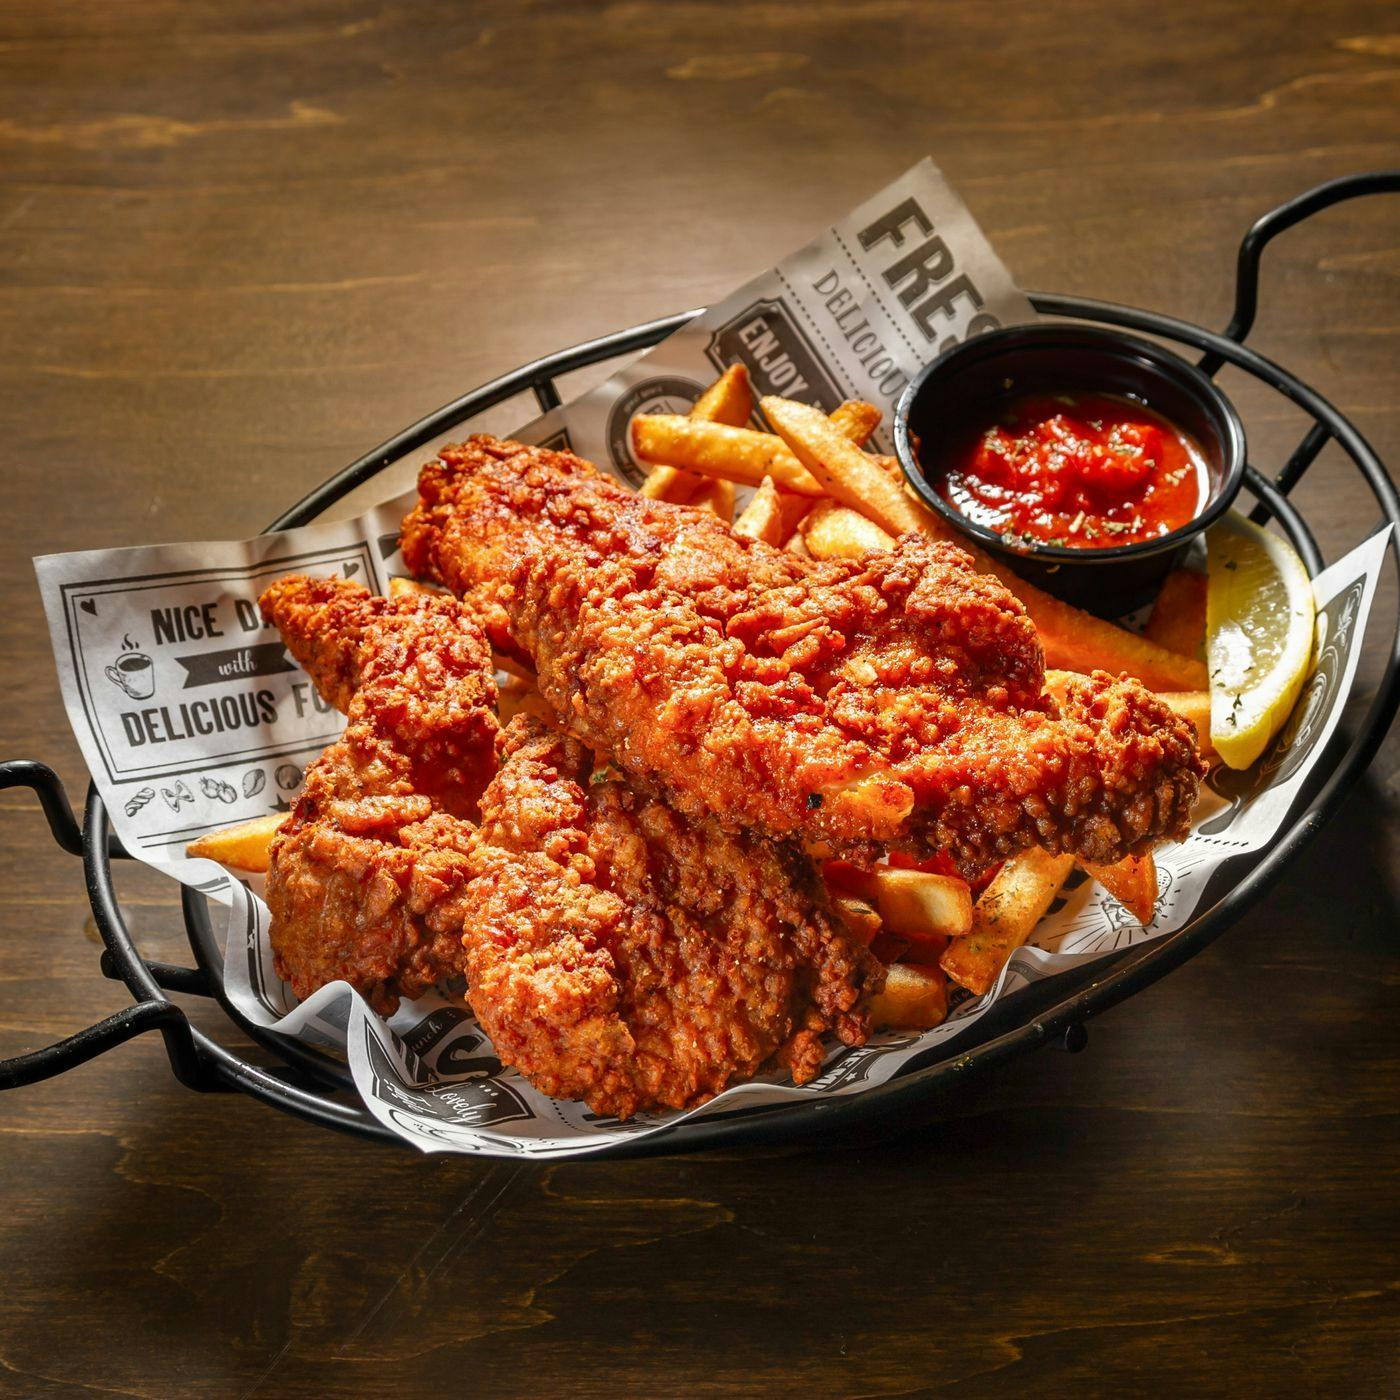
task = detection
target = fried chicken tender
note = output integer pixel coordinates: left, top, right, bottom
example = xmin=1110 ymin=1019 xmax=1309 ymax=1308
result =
xmin=261 ymin=577 xmax=498 ymax=1013
xmin=468 ymin=717 xmax=879 ymax=1119
xmin=260 ymin=574 xmax=878 ymax=1117
xmin=400 ymin=436 xmax=1206 ymax=875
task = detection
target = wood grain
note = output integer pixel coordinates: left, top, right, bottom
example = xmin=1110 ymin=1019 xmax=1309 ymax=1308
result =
xmin=0 ymin=2 xmax=1396 ymax=1394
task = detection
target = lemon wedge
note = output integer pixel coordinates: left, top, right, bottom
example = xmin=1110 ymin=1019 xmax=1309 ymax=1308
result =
xmin=1205 ymin=511 xmax=1316 ymax=770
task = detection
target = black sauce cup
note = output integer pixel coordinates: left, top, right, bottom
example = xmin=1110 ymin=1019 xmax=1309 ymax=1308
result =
xmin=893 ymin=324 xmax=1247 ymax=616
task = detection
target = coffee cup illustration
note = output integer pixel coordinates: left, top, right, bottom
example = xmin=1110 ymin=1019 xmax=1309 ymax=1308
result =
xmin=106 ymin=651 xmax=156 ymax=701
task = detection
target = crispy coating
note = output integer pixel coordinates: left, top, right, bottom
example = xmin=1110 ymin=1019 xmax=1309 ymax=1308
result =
xmin=401 ymin=436 xmax=1206 ymax=874
xmin=261 ymin=577 xmax=498 ymax=1012
xmin=261 ymin=574 xmax=500 ymax=820
xmin=260 ymin=574 xmax=877 ymax=1116
xmin=468 ymin=717 xmax=880 ymax=1119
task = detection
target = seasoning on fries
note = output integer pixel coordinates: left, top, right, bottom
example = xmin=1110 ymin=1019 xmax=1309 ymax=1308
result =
xmin=831 ymin=895 xmax=883 ymax=945
xmin=941 ymin=849 xmax=1076 ymax=997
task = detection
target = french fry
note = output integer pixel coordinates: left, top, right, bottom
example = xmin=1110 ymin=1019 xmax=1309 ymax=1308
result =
xmin=1011 ymin=586 xmax=1207 ymax=691
xmin=760 ymin=394 xmax=1207 ymax=691
xmin=869 ymin=963 xmax=949 ymax=1031
xmin=634 ymin=415 xmax=826 ymax=495
xmin=832 ymin=895 xmax=882 ymax=944
xmin=940 ymin=848 xmax=1075 ymax=996
xmin=1081 ymin=852 xmax=1158 ymax=925
xmin=1145 ymin=568 xmax=1208 ymax=659
xmin=830 ymin=865 xmax=973 ymax=940
xmin=763 ymin=395 xmax=929 ymax=534
xmin=638 ymin=465 xmax=701 ymax=505
xmin=786 ymin=531 xmax=812 ymax=557
xmin=875 ymin=869 xmax=973 ymax=941
xmin=801 ymin=499 xmax=895 ymax=560
xmin=639 ymin=364 xmax=754 ymax=502
xmin=634 ymin=392 xmax=882 ymax=499
xmin=826 ymin=398 xmax=882 ymax=446
xmin=186 ymin=812 xmax=288 ymax=873
xmin=733 ymin=475 xmax=807 ymax=545
xmin=692 ymin=362 xmax=754 ymax=425
xmin=691 ymin=476 xmax=736 ymax=523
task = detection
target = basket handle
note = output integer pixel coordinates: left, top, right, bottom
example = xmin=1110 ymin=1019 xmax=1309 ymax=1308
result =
xmin=1200 ymin=169 xmax=1400 ymax=376
xmin=0 ymin=760 xmax=206 ymax=1090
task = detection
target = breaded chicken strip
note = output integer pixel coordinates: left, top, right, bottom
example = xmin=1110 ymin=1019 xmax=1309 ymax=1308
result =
xmin=260 ymin=575 xmax=878 ymax=1116
xmin=261 ymin=577 xmax=497 ymax=1012
xmin=400 ymin=437 xmax=1205 ymax=875
xmin=468 ymin=717 xmax=879 ymax=1118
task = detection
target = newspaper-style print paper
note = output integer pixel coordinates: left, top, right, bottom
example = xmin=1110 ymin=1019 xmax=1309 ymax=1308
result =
xmin=32 ymin=158 xmax=1393 ymax=1157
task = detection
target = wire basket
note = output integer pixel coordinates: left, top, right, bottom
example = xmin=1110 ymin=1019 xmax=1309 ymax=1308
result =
xmin=2 ymin=172 xmax=1396 ymax=1158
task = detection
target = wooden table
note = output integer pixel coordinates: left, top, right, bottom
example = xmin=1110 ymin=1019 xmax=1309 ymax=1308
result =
xmin=1 ymin=3 xmax=1396 ymax=1394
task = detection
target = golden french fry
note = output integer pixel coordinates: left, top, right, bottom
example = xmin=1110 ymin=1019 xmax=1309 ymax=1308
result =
xmin=786 ymin=531 xmax=813 ymax=557
xmin=832 ymin=894 xmax=882 ymax=944
xmin=733 ymin=476 xmax=805 ymax=545
xmin=732 ymin=481 xmax=777 ymax=541
xmin=388 ymin=576 xmax=444 ymax=599
xmin=633 ymin=416 xmax=826 ymax=495
xmin=691 ymin=476 xmax=736 ymax=524
xmin=763 ymin=395 xmax=929 ymax=534
xmin=1081 ymin=852 xmax=1158 ymax=925
xmin=187 ymin=812 xmax=288 ymax=873
xmin=940 ymin=848 xmax=1075 ymax=996
xmin=762 ymin=395 xmax=1206 ymax=690
xmin=1145 ymin=568 xmax=1208 ymax=659
xmin=835 ymin=866 xmax=973 ymax=939
xmin=869 ymin=963 xmax=949 ymax=1031
xmin=638 ymin=464 xmax=702 ymax=504
xmin=639 ymin=364 xmax=754 ymax=502
xmin=692 ymin=363 xmax=754 ymax=426
xmin=801 ymin=499 xmax=896 ymax=561
xmin=826 ymin=399 xmax=882 ymax=446
xmin=634 ymin=394 xmax=880 ymax=499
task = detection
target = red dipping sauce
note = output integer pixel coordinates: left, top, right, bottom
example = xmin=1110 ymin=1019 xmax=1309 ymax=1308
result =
xmin=936 ymin=392 xmax=1206 ymax=550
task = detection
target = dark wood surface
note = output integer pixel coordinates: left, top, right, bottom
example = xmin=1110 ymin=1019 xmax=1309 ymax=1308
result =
xmin=1 ymin=3 xmax=1397 ymax=1395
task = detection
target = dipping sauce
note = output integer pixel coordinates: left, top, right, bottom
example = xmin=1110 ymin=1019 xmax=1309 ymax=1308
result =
xmin=935 ymin=392 xmax=1206 ymax=550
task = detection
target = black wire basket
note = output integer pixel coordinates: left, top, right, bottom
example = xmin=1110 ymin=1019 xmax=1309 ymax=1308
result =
xmin=2 ymin=172 xmax=1397 ymax=1159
